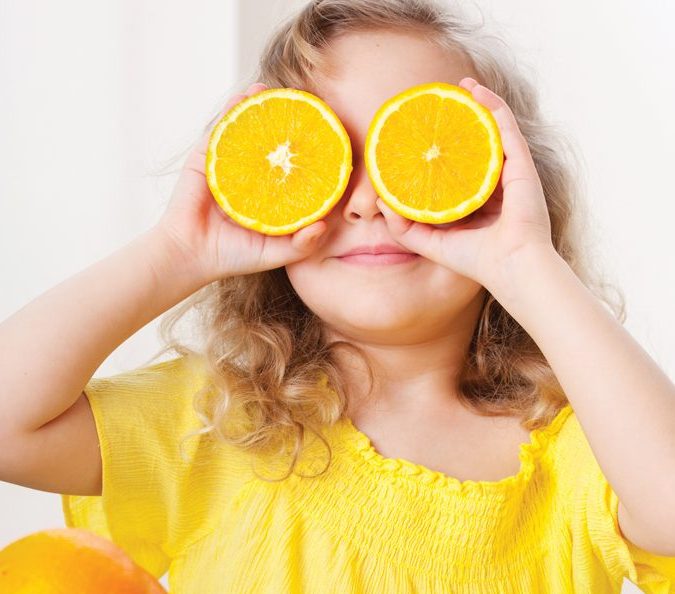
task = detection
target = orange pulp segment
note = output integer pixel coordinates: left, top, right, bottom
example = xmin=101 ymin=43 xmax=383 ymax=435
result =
xmin=365 ymin=81 xmax=503 ymax=224
xmin=205 ymin=87 xmax=353 ymax=236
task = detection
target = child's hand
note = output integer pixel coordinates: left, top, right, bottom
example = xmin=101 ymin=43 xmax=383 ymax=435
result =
xmin=376 ymin=77 xmax=554 ymax=290
xmin=155 ymin=82 xmax=327 ymax=284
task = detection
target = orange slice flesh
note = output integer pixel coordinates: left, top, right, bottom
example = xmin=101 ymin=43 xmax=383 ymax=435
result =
xmin=365 ymin=82 xmax=503 ymax=224
xmin=206 ymin=88 xmax=353 ymax=236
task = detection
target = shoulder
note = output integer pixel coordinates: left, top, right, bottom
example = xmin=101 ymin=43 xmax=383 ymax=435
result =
xmin=88 ymin=354 xmax=207 ymax=397
xmin=546 ymin=406 xmax=601 ymax=493
xmin=546 ymin=406 xmax=644 ymax=543
xmin=84 ymin=355 xmax=208 ymax=431
xmin=65 ymin=354 xmax=258 ymax=566
xmin=547 ymin=406 xmax=675 ymax=587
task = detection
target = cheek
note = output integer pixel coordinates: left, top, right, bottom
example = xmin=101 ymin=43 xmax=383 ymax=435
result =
xmin=285 ymin=260 xmax=345 ymax=317
xmin=285 ymin=258 xmax=484 ymax=324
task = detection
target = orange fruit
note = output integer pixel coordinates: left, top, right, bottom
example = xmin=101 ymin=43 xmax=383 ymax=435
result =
xmin=0 ymin=528 xmax=167 ymax=593
xmin=365 ymin=81 xmax=503 ymax=224
xmin=205 ymin=87 xmax=353 ymax=236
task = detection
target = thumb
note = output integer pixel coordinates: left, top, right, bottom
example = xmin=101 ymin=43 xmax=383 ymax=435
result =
xmin=293 ymin=221 xmax=326 ymax=250
xmin=376 ymin=198 xmax=439 ymax=259
xmin=376 ymin=199 xmax=413 ymax=235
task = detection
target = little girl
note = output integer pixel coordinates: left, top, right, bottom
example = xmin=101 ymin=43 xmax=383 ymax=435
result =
xmin=2 ymin=0 xmax=674 ymax=592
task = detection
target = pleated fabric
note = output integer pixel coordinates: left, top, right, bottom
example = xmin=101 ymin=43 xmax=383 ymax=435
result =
xmin=61 ymin=356 xmax=675 ymax=593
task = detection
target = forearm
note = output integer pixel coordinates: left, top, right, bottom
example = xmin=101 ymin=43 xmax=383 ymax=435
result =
xmin=0 ymin=225 xmax=206 ymax=435
xmin=487 ymin=246 xmax=675 ymax=529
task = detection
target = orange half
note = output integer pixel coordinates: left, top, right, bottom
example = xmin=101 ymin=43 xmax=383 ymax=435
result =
xmin=206 ymin=88 xmax=353 ymax=236
xmin=365 ymin=82 xmax=503 ymax=224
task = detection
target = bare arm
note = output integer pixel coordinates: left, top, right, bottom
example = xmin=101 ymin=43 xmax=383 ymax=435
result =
xmin=0 ymin=225 xmax=207 ymax=438
xmin=491 ymin=245 xmax=675 ymax=556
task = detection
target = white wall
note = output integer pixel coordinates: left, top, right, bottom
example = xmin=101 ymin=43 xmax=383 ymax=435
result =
xmin=477 ymin=0 xmax=675 ymax=378
xmin=0 ymin=0 xmax=239 ymax=589
xmin=1 ymin=1 xmax=673 ymax=591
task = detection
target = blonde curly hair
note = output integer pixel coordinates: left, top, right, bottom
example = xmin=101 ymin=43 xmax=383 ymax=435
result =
xmin=145 ymin=0 xmax=626 ymax=480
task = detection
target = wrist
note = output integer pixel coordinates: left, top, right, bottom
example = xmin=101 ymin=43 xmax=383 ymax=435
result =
xmin=484 ymin=243 xmax=565 ymax=311
xmin=142 ymin=224 xmax=213 ymax=293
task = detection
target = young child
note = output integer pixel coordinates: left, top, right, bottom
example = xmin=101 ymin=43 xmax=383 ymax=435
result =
xmin=2 ymin=0 xmax=674 ymax=592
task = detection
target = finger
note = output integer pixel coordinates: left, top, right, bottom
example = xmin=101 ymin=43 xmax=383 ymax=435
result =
xmin=245 ymin=82 xmax=269 ymax=95
xmin=177 ymin=83 xmax=271 ymax=195
xmin=376 ymin=199 xmax=447 ymax=260
xmin=458 ymin=77 xmax=479 ymax=92
xmin=376 ymin=198 xmax=414 ymax=236
xmin=195 ymin=95 xmax=246 ymax=155
xmin=259 ymin=221 xmax=327 ymax=268
xmin=293 ymin=220 xmax=326 ymax=246
xmin=196 ymin=82 xmax=269 ymax=154
xmin=462 ymin=79 xmax=540 ymax=190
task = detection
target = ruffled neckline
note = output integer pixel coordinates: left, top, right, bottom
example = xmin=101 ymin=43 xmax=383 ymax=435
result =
xmin=333 ymin=403 xmax=574 ymax=496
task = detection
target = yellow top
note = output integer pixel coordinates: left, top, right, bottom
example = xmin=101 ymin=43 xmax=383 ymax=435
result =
xmin=61 ymin=356 xmax=675 ymax=593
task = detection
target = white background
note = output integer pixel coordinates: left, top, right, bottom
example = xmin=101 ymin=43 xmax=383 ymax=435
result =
xmin=1 ymin=1 xmax=673 ymax=591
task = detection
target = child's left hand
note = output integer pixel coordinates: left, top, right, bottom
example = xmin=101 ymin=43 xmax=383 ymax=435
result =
xmin=376 ymin=77 xmax=554 ymax=290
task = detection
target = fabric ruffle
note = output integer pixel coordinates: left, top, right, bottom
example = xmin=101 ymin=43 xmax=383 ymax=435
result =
xmin=335 ymin=403 xmax=574 ymax=496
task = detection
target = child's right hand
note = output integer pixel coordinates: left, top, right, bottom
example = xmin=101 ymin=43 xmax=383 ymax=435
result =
xmin=155 ymin=82 xmax=328 ymax=284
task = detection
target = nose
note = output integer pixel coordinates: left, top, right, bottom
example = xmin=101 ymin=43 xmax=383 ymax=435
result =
xmin=339 ymin=158 xmax=385 ymax=223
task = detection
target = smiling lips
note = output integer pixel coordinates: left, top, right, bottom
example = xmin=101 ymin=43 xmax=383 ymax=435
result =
xmin=337 ymin=243 xmax=416 ymax=257
xmin=338 ymin=253 xmax=420 ymax=265
xmin=336 ymin=243 xmax=420 ymax=265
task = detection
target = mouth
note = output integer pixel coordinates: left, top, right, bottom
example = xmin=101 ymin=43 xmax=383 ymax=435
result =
xmin=336 ymin=253 xmax=421 ymax=265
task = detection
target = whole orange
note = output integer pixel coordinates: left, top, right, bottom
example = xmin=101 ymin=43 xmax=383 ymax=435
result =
xmin=0 ymin=527 xmax=167 ymax=593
